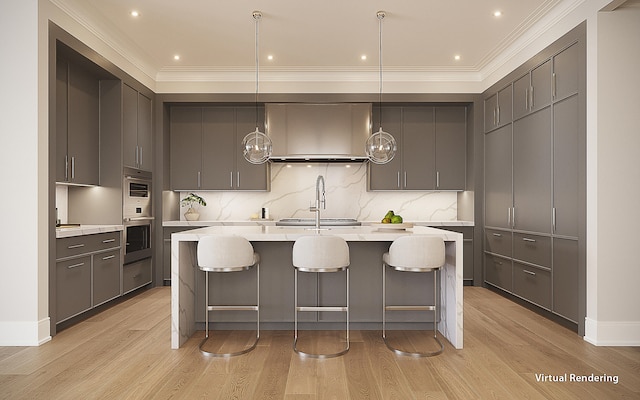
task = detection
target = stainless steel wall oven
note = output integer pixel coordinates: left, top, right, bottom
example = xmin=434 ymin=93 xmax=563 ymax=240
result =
xmin=123 ymin=168 xmax=153 ymax=264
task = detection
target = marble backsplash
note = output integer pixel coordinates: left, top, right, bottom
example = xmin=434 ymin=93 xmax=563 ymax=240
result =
xmin=178 ymin=163 xmax=458 ymax=222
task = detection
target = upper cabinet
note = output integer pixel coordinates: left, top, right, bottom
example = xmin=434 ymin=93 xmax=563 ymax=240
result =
xmin=123 ymin=84 xmax=152 ymax=171
xmin=170 ymin=105 xmax=269 ymax=191
xmin=56 ymin=58 xmax=100 ymax=186
xmin=553 ymin=42 xmax=580 ymax=102
xmin=369 ymin=105 xmax=466 ymax=191
xmin=513 ymin=59 xmax=552 ymax=120
xmin=484 ymin=85 xmax=512 ymax=133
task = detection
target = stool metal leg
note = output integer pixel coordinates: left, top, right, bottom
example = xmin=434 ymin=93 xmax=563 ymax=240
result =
xmin=382 ymin=264 xmax=444 ymax=357
xmin=200 ymin=264 xmax=260 ymax=357
xmin=293 ymin=268 xmax=349 ymax=358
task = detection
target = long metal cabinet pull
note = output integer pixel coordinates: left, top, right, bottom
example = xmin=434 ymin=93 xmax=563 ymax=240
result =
xmin=71 ymin=156 xmax=76 ymax=180
xmin=67 ymin=243 xmax=85 ymax=249
xmin=552 ymin=73 xmax=557 ymax=99
xmin=436 ymin=171 xmax=440 ymax=188
xmin=230 ymin=171 xmax=233 ymax=188
xmin=522 ymin=237 xmax=537 ymax=243
xmin=493 ymin=109 xmax=496 ymax=126
xmin=102 ymin=255 xmax=115 ymax=261
xmin=523 ymin=269 xmax=536 ymax=276
xmin=197 ymin=171 xmax=201 ymax=188
xmin=67 ymin=262 xmax=84 ymax=269
xmin=135 ymin=145 xmax=139 ymax=166
xmin=531 ymin=86 xmax=535 ymax=109
xmin=552 ymin=207 xmax=557 ymax=232
xmin=525 ymin=89 xmax=528 ymax=111
xmin=512 ymin=207 xmax=516 ymax=227
xmin=102 ymin=238 xmax=116 ymax=243
xmin=507 ymin=208 xmax=511 ymax=227
xmin=493 ymin=233 xmax=502 ymax=237
xmin=397 ymin=172 xmax=400 ymax=189
xmin=404 ymin=171 xmax=407 ymax=188
xmin=497 ymin=106 xmax=500 ymax=125
xmin=139 ymin=146 xmax=143 ymax=167
xmin=65 ymin=155 xmax=69 ymax=180
xmin=237 ymin=171 xmax=240 ymax=188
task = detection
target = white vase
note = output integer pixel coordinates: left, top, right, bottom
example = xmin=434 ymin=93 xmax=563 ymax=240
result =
xmin=184 ymin=208 xmax=200 ymax=221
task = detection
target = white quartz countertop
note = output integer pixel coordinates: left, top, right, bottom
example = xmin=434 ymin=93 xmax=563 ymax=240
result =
xmin=171 ymin=225 xmax=462 ymax=242
xmin=55 ymin=224 xmax=124 ymax=239
xmin=163 ymin=220 xmax=473 ymax=228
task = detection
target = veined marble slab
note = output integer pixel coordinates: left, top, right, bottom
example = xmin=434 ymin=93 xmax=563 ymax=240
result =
xmin=55 ymin=224 xmax=124 ymax=238
xmin=171 ymin=225 xmax=463 ymax=350
xmin=163 ymin=220 xmax=474 ymax=227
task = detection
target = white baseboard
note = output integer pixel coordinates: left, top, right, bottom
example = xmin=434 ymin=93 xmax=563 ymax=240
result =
xmin=584 ymin=317 xmax=640 ymax=346
xmin=0 ymin=318 xmax=51 ymax=346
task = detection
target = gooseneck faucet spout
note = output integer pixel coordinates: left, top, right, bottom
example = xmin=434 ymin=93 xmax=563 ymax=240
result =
xmin=310 ymin=175 xmax=326 ymax=230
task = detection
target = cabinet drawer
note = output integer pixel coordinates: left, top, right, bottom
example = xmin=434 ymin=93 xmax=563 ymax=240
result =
xmin=56 ymin=231 xmax=121 ymax=259
xmin=56 ymin=255 xmax=92 ymax=322
xmin=513 ymin=233 xmax=551 ymax=268
xmin=93 ymin=250 xmax=122 ymax=306
xmin=484 ymin=253 xmax=512 ymax=292
xmin=513 ymin=262 xmax=551 ymax=309
xmin=123 ymin=258 xmax=152 ymax=294
xmin=485 ymin=229 xmax=512 ymax=257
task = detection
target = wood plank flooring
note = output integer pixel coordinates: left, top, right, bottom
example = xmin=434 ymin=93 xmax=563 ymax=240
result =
xmin=1 ymin=286 xmax=638 ymax=399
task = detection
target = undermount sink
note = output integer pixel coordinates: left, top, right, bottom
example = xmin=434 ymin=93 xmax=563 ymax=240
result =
xmin=276 ymin=218 xmax=360 ymax=227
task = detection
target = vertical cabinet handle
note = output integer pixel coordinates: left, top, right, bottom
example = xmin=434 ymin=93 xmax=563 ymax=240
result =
xmin=65 ymin=155 xmax=69 ymax=181
xmin=197 ymin=171 xmax=201 ymax=189
xmin=552 ymin=72 xmax=557 ymax=99
xmin=436 ymin=171 xmax=440 ymax=188
xmin=404 ymin=171 xmax=407 ymax=188
xmin=237 ymin=171 xmax=240 ymax=188
xmin=230 ymin=171 xmax=233 ymax=188
xmin=71 ymin=156 xmax=76 ymax=180
xmin=525 ymin=88 xmax=528 ymax=111
xmin=139 ymin=146 xmax=143 ymax=168
xmin=496 ymin=106 xmax=500 ymax=125
xmin=512 ymin=207 xmax=516 ymax=227
xmin=135 ymin=145 xmax=139 ymax=166
xmin=493 ymin=108 xmax=497 ymax=126
xmin=530 ymin=86 xmax=535 ymax=109
xmin=397 ymin=172 xmax=400 ymax=189
xmin=552 ymin=207 xmax=557 ymax=233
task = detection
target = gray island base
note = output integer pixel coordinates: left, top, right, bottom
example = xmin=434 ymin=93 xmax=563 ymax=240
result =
xmin=171 ymin=225 xmax=463 ymax=350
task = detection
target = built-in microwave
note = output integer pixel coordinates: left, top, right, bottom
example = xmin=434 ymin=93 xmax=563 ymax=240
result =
xmin=123 ymin=167 xmax=153 ymax=264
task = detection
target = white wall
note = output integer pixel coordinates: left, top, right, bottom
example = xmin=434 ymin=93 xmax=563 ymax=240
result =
xmin=0 ymin=0 xmax=51 ymax=345
xmin=584 ymin=2 xmax=640 ymax=345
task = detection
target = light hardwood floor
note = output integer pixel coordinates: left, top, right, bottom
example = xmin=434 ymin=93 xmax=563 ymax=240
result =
xmin=1 ymin=286 xmax=638 ymax=399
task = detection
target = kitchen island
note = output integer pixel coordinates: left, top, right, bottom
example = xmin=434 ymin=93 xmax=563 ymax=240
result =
xmin=171 ymin=225 xmax=463 ymax=349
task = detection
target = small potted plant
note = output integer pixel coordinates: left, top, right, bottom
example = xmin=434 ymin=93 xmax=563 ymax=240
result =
xmin=180 ymin=192 xmax=207 ymax=221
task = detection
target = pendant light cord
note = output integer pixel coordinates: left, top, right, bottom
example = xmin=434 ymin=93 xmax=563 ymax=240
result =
xmin=378 ymin=11 xmax=384 ymax=132
xmin=254 ymin=11 xmax=261 ymax=131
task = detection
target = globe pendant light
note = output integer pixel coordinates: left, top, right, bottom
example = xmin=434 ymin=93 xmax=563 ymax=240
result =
xmin=366 ymin=11 xmax=397 ymax=165
xmin=242 ymin=11 xmax=272 ymax=164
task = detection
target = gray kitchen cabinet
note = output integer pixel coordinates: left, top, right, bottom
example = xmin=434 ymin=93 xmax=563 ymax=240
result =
xmin=170 ymin=106 xmax=269 ymax=191
xmin=513 ymin=59 xmax=552 ymax=120
xmin=484 ymin=124 xmax=512 ymax=229
xmin=92 ymin=249 xmax=121 ymax=306
xmin=512 ymin=108 xmax=552 ymax=233
xmin=553 ymin=95 xmax=580 ymax=238
xmin=483 ymin=26 xmax=585 ymax=333
xmin=435 ymin=107 xmax=467 ymax=190
xmin=552 ymin=238 xmax=579 ymax=322
xmin=56 ymin=59 xmax=100 ymax=185
xmin=552 ymin=42 xmax=580 ymax=101
xmin=56 ymin=255 xmax=92 ymax=322
xmin=484 ymin=84 xmax=512 ymax=132
xmin=170 ymin=107 xmax=202 ymax=190
xmin=55 ymin=231 xmax=122 ymax=324
xmin=368 ymin=107 xmax=403 ymax=190
xmin=123 ymin=258 xmax=152 ymax=294
xmin=369 ymin=106 xmax=466 ymax=191
xmin=123 ymin=84 xmax=153 ymax=171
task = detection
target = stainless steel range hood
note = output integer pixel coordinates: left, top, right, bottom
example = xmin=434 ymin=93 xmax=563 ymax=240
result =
xmin=266 ymin=103 xmax=371 ymax=161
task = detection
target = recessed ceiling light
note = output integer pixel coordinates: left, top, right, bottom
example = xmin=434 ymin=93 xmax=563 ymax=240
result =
xmin=493 ymin=10 xmax=502 ymax=17
xmin=267 ymin=55 xmax=274 ymax=61
xmin=454 ymin=55 xmax=461 ymax=61
xmin=173 ymin=55 xmax=180 ymax=61
xmin=361 ymin=55 xmax=367 ymax=61
xmin=130 ymin=10 xmax=140 ymax=17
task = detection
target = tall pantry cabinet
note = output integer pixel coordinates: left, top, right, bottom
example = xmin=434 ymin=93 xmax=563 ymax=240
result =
xmin=483 ymin=24 xmax=585 ymax=333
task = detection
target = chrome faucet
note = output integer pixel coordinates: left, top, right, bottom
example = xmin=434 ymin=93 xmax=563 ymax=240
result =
xmin=310 ymin=175 xmax=326 ymax=230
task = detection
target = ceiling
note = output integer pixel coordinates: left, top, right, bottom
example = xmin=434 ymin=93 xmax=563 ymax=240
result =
xmin=53 ymin=0 xmax=582 ymax=88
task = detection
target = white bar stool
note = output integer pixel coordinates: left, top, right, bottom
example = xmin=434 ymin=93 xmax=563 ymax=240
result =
xmin=197 ymin=235 xmax=260 ymax=357
xmin=292 ymin=235 xmax=350 ymax=358
xmin=382 ymin=235 xmax=445 ymax=357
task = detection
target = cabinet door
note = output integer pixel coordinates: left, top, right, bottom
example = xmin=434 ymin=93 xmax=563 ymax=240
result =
xmin=497 ymin=85 xmax=513 ymax=126
xmin=513 ymin=108 xmax=552 ymax=233
xmin=202 ymin=107 xmax=235 ymax=189
xmin=403 ymin=107 xmax=435 ymax=189
xmin=123 ymin=258 xmax=152 ymax=294
xmin=484 ymin=253 xmax=512 ymax=291
xmin=137 ymin=93 xmax=153 ymax=171
xmin=530 ymin=60 xmax=552 ymax=113
xmin=235 ymin=107 xmax=269 ymax=190
xmin=435 ymin=106 xmax=466 ymax=190
xmin=484 ymin=93 xmax=498 ymax=132
xmin=553 ymin=43 xmax=580 ymax=101
xmin=93 ymin=250 xmax=121 ymax=306
xmin=484 ymin=125 xmax=512 ymax=229
xmin=553 ymin=238 xmax=578 ymax=322
xmin=122 ymin=84 xmax=138 ymax=169
xmin=369 ymin=107 xmax=403 ymax=190
xmin=170 ymin=107 xmax=202 ymax=190
xmin=553 ymin=95 xmax=580 ymax=237
xmin=56 ymin=256 xmax=92 ymax=322
xmin=56 ymin=58 xmax=69 ymax=182
xmin=513 ymin=73 xmax=530 ymax=120
xmin=67 ymin=63 xmax=100 ymax=185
